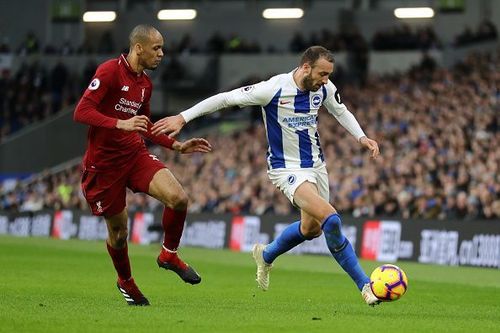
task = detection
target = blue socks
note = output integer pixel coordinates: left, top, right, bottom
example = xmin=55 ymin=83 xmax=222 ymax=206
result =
xmin=262 ymin=214 xmax=370 ymax=291
xmin=322 ymin=213 xmax=369 ymax=291
xmin=263 ymin=221 xmax=307 ymax=264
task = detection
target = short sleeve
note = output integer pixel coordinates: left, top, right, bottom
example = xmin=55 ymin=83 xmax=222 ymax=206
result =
xmin=82 ymin=62 xmax=117 ymax=105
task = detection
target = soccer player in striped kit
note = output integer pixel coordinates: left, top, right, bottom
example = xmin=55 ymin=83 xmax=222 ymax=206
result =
xmin=152 ymin=46 xmax=381 ymax=306
xmin=74 ymin=25 xmax=212 ymax=306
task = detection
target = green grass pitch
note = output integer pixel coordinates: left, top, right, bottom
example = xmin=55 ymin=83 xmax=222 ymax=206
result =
xmin=1 ymin=235 xmax=499 ymax=333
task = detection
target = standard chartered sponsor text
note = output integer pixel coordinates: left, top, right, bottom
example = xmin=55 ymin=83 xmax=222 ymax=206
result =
xmin=114 ymin=98 xmax=142 ymax=115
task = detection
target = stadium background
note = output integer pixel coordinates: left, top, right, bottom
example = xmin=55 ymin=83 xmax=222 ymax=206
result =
xmin=0 ymin=0 xmax=499 ymax=332
xmin=0 ymin=0 xmax=499 ymax=315
xmin=1 ymin=0 xmax=499 ymax=267
xmin=1 ymin=0 xmax=498 ymax=267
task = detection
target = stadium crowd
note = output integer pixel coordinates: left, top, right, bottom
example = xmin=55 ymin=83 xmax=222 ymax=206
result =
xmin=453 ymin=20 xmax=498 ymax=47
xmin=1 ymin=49 xmax=498 ymax=220
xmin=2 ymin=22 xmax=496 ymax=139
xmin=0 ymin=60 xmax=97 ymax=142
xmin=5 ymin=22 xmax=497 ymax=56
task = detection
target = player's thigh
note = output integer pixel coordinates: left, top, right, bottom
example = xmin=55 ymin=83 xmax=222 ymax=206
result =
xmin=81 ymin=170 xmax=127 ymax=217
xmin=147 ymin=168 xmax=188 ymax=208
xmin=127 ymin=150 xmax=167 ymax=194
xmin=315 ymin=165 xmax=331 ymax=206
xmin=294 ymin=181 xmax=336 ymax=222
xmin=267 ymin=168 xmax=315 ymax=206
xmin=126 ymin=150 xmax=188 ymax=207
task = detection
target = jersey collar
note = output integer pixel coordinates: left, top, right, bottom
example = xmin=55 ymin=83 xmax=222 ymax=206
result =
xmin=289 ymin=68 xmax=304 ymax=91
xmin=119 ymin=53 xmax=143 ymax=77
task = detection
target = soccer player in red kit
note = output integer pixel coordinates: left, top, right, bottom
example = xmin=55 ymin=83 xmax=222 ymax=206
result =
xmin=74 ymin=25 xmax=212 ymax=306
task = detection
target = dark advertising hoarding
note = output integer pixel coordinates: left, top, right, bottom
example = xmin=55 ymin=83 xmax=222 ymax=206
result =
xmin=1 ymin=210 xmax=499 ymax=269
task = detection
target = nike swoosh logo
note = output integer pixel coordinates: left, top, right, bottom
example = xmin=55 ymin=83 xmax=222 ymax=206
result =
xmin=279 ymin=101 xmax=291 ymax=105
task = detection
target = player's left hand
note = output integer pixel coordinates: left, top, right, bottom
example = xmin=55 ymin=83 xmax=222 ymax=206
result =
xmin=359 ymin=136 xmax=380 ymax=159
xmin=175 ymin=138 xmax=212 ymax=154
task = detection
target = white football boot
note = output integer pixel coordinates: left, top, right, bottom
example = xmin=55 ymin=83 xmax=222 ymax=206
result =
xmin=361 ymin=283 xmax=381 ymax=307
xmin=252 ymin=244 xmax=273 ymax=291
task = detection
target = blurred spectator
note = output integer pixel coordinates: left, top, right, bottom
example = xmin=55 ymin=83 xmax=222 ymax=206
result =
xmin=97 ymin=31 xmax=115 ymax=54
xmin=206 ymin=32 xmax=226 ymax=54
xmin=176 ymin=33 xmax=199 ymax=55
xmin=346 ymin=26 xmax=369 ymax=86
xmin=0 ymin=60 xmax=80 ymax=142
xmin=17 ymin=31 xmax=40 ymax=55
xmin=289 ymin=32 xmax=307 ymax=53
xmin=0 ymin=37 xmax=10 ymax=53
xmin=20 ymin=190 xmax=44 ymax=212
xmin=50 ymin=60 xmax=69 ymax=113
xmin=60 ymin=41 xmax=75 ymax=56
xmin=161 ymin=56 xmax=187 ymax=88
xmin=372 ymin=25 xmax=441 ymax=50
xmin=81 ymin=60 xmax=97 ymax=91
xmin=454 ymin=20 xmax=498 ymax=46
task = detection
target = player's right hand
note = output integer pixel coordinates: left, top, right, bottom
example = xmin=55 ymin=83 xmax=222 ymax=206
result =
xmin=116 ymin=115 xmax=149 ymax=132
xmin=151 ymin=114 xmax=186 ymax=137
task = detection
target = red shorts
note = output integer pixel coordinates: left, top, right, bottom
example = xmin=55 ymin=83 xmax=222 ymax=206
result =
xmin=81 ymin=149 xmax=166 ymax=217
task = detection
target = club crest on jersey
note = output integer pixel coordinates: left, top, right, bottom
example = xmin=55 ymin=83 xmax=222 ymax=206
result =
xmin=310 ymin=93 xmax=322 ymax=108
xmin=241 ymin=85 xmax=254 ymax=93
xmin=88 ymin=78 xmax=100 ymax=90
xmin=95 ymin=201 xmax=103 ymax=213
xmin=287 ymin=174 xmax=296 ymax=185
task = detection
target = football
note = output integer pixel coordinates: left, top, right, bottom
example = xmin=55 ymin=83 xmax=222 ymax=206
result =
xmin=370 ymin=264 xmax=408 ymax=301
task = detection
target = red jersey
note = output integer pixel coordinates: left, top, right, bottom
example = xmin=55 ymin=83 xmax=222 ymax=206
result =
xmin=74 ymin=54 xmax=174 ymax=172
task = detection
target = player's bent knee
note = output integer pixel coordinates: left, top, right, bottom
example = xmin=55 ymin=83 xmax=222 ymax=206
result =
xmin=301 ymin=224 xmax=323 ymax=239
xmin=169 ymin=192 xmax=189 ymax=211
xmin=303 ymin=229 xmax=322 ymax=240
xmin=117 ymin=229 xmax=129 ymax=246
xmin=108 ymin=228 xmax=128 ymax=248
xmin=321 ymin=213 xmax=342 ymax=234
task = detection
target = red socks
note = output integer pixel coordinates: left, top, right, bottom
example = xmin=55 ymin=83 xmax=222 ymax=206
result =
xmin=158 ymin=246 xmax=188 ymax=269
xmin=106 ymin=207 xmax=186 ymax=280
xmin=162 ymin=207 xmax=187 ymax=251
xmin=106 ymin=242 xmax=131 ymax=281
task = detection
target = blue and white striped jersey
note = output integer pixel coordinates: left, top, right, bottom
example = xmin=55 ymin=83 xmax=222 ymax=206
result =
xmin=224 ymin=71 xmax=364 ymax=170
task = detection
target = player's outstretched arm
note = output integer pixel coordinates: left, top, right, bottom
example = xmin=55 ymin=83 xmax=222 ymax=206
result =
xmin=358 ymin=136 xmax=380 ymax=159
xmin=172 ymin=138 xmax=212 ymax=154
xmin=323 ymin=81 xmax=379 ymax=159
xmin=152 ymin=79 xmax=275 ymax=136
xmin=151 ymin=91 xmax=233 ymax=137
